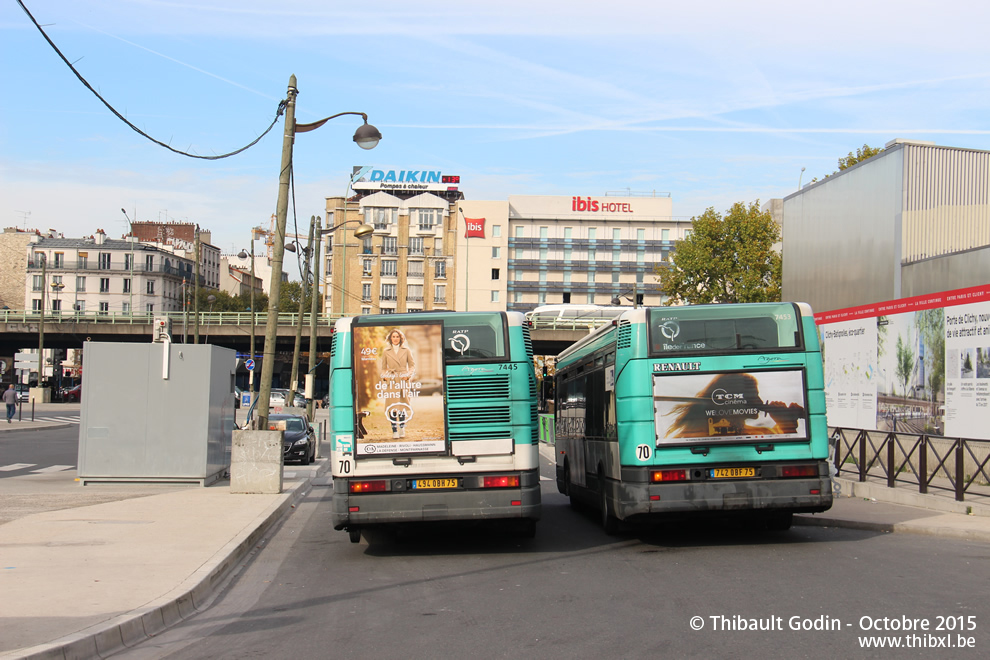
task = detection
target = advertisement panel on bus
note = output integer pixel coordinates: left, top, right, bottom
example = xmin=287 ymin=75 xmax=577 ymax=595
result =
xmin=653 ymin=369 xmax=809 ymax=445
xmin=352 ymin=321 xmax=447 ymax=456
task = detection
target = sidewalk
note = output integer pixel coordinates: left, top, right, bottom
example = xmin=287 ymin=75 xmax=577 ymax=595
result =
xmin=0 ymin=462 xmax=329 ymax=660
xmin=1 ymin=446 xmax=988 ymax=660
xmin=0 ymin=401 xmax=79 ymax=434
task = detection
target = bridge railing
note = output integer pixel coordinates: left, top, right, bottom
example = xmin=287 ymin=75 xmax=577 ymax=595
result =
xmin=0 ymin=309 xmax=345 ymax=327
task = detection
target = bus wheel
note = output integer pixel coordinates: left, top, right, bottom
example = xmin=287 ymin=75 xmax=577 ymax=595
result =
xmin=599 ymin=480 xmax=619 ymax=535
xmin=765 ymin=512 xmax=793 ymax=531
xmin=348 ymin=528 xmax=361 ymax=543
xmin=518 ymin=519 xmax=537 ymax=539
xmin=562 ymin=462 xmax=571 ymax=496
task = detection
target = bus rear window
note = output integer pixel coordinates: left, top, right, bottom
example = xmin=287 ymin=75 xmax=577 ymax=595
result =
xmin=442 ymin=313 xmax=508 ymax=361
xmin=649 ymin=304 xmax=802 ymax=355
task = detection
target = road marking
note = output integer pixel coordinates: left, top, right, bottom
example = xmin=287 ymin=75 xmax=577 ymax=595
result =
xmin=0 ymin=463 xmax=35 ymax=472
xmin=31 ymin=465 xmax=75 ymax=473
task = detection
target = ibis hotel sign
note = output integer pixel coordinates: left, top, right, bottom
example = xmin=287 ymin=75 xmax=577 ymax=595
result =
xmin=352 ymin=166 xmax=460 ymax=193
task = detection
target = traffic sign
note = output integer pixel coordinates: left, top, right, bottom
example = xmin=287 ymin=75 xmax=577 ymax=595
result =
xmin=245 ymin=359 xmax=255 ymax=371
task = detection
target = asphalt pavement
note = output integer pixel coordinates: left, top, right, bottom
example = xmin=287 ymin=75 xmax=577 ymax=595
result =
xmin=1 ymin=406 xmax=989 ymax=660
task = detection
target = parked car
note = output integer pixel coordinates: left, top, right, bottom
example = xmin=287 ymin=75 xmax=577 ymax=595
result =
xmin=267 ymin=413 xmax=316 ymax=464
xmin=62 ymin=384 xmax=82 ymax=402
xmin=270 ymin=389 xmax=305 ymax=408
xmin=14 ymin=383 xmax=30 ymax=403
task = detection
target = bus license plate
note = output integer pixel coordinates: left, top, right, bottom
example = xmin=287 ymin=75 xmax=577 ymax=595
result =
xmin=710 ymin=467 xmax=756 ymax=479
xmin=413 ymin=478 xmax=458 ymax=489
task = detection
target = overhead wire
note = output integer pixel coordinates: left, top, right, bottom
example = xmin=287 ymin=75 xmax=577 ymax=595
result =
xmin=16 ymin=0 xmax=285 ymax=160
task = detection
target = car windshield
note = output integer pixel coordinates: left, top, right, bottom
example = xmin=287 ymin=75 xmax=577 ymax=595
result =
xmin=284 ymin=419 xmax=306 ymax=432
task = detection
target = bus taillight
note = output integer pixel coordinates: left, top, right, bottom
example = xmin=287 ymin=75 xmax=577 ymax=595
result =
xmin=651 ymin=469 xmax=687 ymax=482
xmin=483 ymin=475 xmax=520 ymax=488
xmin=349 ymin=480 xmax=388 ymax=493
xmin=780 ymin=465 xmax=818 ymax=478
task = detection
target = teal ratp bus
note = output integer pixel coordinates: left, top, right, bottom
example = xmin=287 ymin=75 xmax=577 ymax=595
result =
xmin=554 ymin=303 xmax=832 ymax=532
xmin=329 ymin=311 xmax=541 ymax=542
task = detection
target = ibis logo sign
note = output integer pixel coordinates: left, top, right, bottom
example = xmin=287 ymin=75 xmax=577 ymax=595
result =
xmin=464 ymin=217 xmax=486 ymax=239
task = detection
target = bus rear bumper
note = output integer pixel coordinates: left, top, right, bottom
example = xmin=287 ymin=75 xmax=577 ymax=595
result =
xmin=332 ymin=481 xmax=542 ymax=529
xmin=615 ymin=477 xmax=833 ymax=521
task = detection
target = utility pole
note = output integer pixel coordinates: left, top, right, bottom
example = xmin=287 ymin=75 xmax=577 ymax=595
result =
xmin=37 ymin=253 xmax=46 ymax=387
xmin=256 ymin=75 xmax=299 ymax=431
xmin=193 ymin=227 xmax=201 ymax=343
xmin=287 ymin=215 xmax=315 ymax=407
xmin=306 ymin=214 xmax=323 ymax=421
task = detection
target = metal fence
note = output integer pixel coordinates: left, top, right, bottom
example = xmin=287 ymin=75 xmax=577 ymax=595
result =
xmin=830 ymin=427 xmax=990 ymax=503
xmin=0 ymin=309 xmax=345 ymax=327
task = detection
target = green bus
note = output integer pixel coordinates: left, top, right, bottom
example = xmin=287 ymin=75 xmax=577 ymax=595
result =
xmin=554 ymin=303 xmax=832 ymax=532
xmin=329 ymin=311 xmax=541 ymax=542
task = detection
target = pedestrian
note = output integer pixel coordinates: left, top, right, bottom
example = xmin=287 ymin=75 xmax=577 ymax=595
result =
xmin=3 ymin=384 xmax=17 ymax=423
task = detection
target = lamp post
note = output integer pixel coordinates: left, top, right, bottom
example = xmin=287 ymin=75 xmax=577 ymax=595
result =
xmin=50 ymin=281 xmax=64 ymax=315
xmin=237 ymin=236 xmax=258 ymax=397
xmin=286 ymin=216 xmax=316 ymax=409
xmin=120 ymin=209 xmax=136 ymax=314
xmin=37 ymin=253 xmax=46 ymax=388
xmin=798 ymin=166 xmax=806 ymax=190
xmin=255 ymin=74 xmax=381 ymax=431
xmin=306 ymin=216 xmax=373 ymax=421
xmin=204 ymin=294 xmax=217 ymax=343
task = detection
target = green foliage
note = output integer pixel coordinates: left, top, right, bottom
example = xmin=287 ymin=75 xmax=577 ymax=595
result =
xmin=915 ymin=309 xmax=945 ymax=403
xmin=191 ymin=288 xmax=268 ymax=313
xmin=810 ymin=143 xmax=884 ymax=182
xmin=838 ymin=144 xmax=885 ymax=170
xmin=277 ymin=281 xmax=316 ymax=314
xmin=656 ymin=201 xmax=781 ymax=305
xmin=895 ymin=333 xmax=915 ymax=398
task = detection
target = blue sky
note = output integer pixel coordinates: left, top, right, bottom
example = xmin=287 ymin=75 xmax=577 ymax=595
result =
xmin=2 ymin=0 xmax=989 ymax=257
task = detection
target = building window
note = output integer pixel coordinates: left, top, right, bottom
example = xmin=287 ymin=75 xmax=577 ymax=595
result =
xmin=146 ymin=303 xmax=154 ymax=313
xmin=381 ymin=260 xmax=398 ymax=277
xmin=362 ymin=284 xmax=372 ymax=301
xmin=75 ymin=301 xmax=86 ymax=312
xmin=32 ymin=275 xmax=43 ymax=292
xmin=99 ymin=253 xmax=111 ymax=269
xmin=362 ymin=237 xmax=373 ymax=255
xmin=515 ymin=226 xmax=525 ymax=238
xmin=123 ymin=279 xmax=131 ymax=294
xmin=491 ymin=291 xmax=499 ymax=302
xmin=381 ymin=284 xmax=397 ymax=301
xmin=147 ymin=281 xmax=155 ymax=295
xmin=588 ymin=271 xmax=595 ymax=283
xmin=362 ymin=307 xmax=372 ymax=315
xmin=434 ymin=284 xmax=446 ymax=303
xmin=76 ymin=276 xmax=86 ymax=292
xmin=493 ymin=225 xmax=501 ymax=237
xmin=539 ymin=272 xmax=547 ymax=284
xmin=588 ymin=249 xmax=596 ymax=263
xmin=538 ymin=291 xmax=547 ymax=305
xmin=588 ymin=227 xmax=597 ymax=240
xmin=407 ymin=284 xmax=423 ymax=301
xmin=54 ymin=252 xmax=64 ymax=268
xmin=415 ymin=208 xmax=438 ymax=230
xmin=32 ymin=299 xmax=42 ymax=312
xmin=587 ymin=293 xmax=595 ymax=304
xmin=366 ymin=207 xmax=396 ymax=230
xmin=613 ymin=228 xmax=621 ymax=240
xmin=491 ymin=247 xmax=500 ymax=259
xmin=540 ymin=227 xmax=548 ymax=239
xmin=434 ymin=238 xmax=443 ymax=252
xmin=100 ymin=278 xmax=111 ymax=293
xmin=563 ymin=248 xmax=572 ymax=261
xmin=612 ymin=271 xmax=620 ymax=284
xmin=409 ymin=237 xmax=424 ymax=255
xmin=382 ymin=237 xmax=398 ymax=255
xmin=662 ymin=228 xmax=670 ymax=241
xmin=362 ymin=259 xmax=373 ymax=276
xmin=407 ymin=308 xmax=422 ymax=314
xmin=380 ymin=308 xmax=395 ymax=315
xmin=563 ymin=272 xmax=571 ymax=284
xmin=99 ymin=302 xmax=109 ymax=315
xmin=145 ymin=255 xmax=154 ymax=271
xmin=492 ymin=268 xmax=500 ymax=280
xmin=78 ymin=252 xmax=88 ymax=269
xmin=637 ymin=228 xmax=645 ymax=240
xmin=514 ymin=270 xmax=523 ymax=281
xmin=539 ymin=248 xmax=548 ymax=261
xmin=407 ymin=261 xmax=424 ymax=277
xmin=564 ymin=227 xmax=572 ymax=240
xmin=435 ymin=261 xmax=447 ymax=279
xmin=562 ymin=292 xmax=571 ymax=304
xmin=121 ymin=302 xmax=129 ymax=313
xmin=514 ymin=291 xmax=522 ymax=303
xmin=684 ymin=229 xmax=693 ymax=239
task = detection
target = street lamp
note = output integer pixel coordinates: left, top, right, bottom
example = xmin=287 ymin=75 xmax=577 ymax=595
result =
xmin=237 ymin=236 xmax=259 ymax=397
xmin=204 ymin=294 xmax=217 ymax=343
xmin=50 ymin=280 xmax=65 ymax=315
xmin=304 ymin=216 xmax=373 ymax=421
xmin=120 ymin=209 xmax=136 ymax=314
xmin=255 ymin=74 xmax=381 ymax=431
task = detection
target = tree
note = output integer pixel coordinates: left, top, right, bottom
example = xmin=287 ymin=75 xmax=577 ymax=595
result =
xmin=656 ymin=201 xmax=781 ymax=305
xmin=811 ymin=144 xmax=884 ymax=182
xmin=277 ymin=281 xmax=315 ymax=314
xmin=915 ymin=309 xmax=944 ymax=405
xmin=895 ymin=333 xmax=914 ymax=398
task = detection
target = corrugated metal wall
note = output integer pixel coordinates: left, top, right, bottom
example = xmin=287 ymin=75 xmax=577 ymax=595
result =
xmin=902 ymin=144 xmax=990 ymax=262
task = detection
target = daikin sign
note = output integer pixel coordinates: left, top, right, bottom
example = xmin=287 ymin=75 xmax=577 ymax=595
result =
xmin=352 ymin=167 xmax=459 ymax=192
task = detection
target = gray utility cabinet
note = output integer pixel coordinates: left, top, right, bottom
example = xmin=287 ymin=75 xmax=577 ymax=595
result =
xmin=77 ymin=342 xmax=236 ymax=486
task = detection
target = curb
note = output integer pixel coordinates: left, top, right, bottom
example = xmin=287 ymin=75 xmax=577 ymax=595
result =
xmin=0 ymin=423 xmax=72 ymax=435
xmin=8 ymin=465 xmax=327 ymax=660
